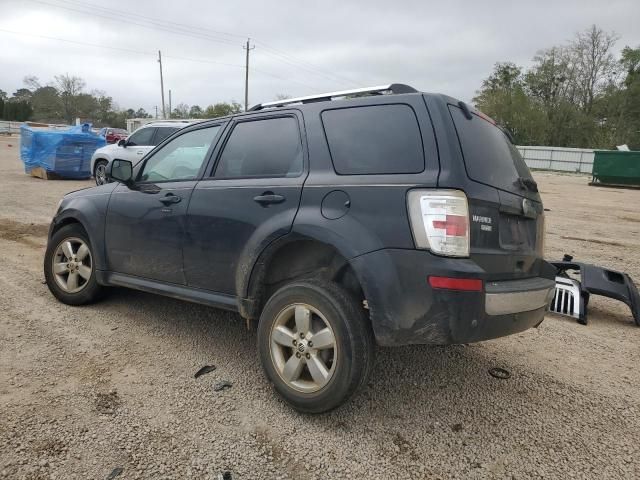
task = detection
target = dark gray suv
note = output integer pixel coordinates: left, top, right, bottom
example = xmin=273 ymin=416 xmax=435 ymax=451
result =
xmin=44 ymin=84 xmax=556 ymax=413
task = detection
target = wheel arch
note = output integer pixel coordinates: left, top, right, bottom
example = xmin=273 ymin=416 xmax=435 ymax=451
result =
xmin=91 ymin=155 xmax=110 ymax=175
xmin=50 ymin=207 xmax=107 ymax=272
xmin=238 ymin=231 xmax=368 ymax=321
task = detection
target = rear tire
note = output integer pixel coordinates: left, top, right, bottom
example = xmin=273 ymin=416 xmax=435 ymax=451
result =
xmin=94 ymin=159 xmax=110 ymax=186
xmin=44 ymin=224 xmax=103 ymax=305
xmin=257 ymin=279 xmax=374 ymax=413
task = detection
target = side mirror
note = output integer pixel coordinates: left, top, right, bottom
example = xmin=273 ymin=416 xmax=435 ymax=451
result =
xmin=108 ymin=159 xmax=134 ymax=187
xmin=118 ymin=139 xmax=127 ymax=147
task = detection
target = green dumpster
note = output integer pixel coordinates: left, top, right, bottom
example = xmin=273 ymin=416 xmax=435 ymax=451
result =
xmin=592 ymin=150 xmax=640 ymax=187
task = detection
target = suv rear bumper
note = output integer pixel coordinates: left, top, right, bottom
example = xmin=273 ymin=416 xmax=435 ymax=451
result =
xmin=350 ymin=249 xmax=556 ymax=346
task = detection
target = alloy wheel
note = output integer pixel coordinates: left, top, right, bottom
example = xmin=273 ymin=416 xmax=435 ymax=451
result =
xmin=95 ymin=162 xmax=107 ymax=185
xmin=52 ymin=237 xmax=92 ymax=293
xmin=269 ymin=303 xmax=337 ymax=393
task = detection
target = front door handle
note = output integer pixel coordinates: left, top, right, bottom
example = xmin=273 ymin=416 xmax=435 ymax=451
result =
xmin=136 ymin=150 xmax=144 ymax=155
xmin=253 ymin=192 xmax=285 ymax=206
xmin=159 ymin=193 xmax=182 ymax=205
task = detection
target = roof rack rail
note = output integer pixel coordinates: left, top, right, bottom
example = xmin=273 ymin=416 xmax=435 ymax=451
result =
xmin=248 ymin=83 xmax=418 ymax=111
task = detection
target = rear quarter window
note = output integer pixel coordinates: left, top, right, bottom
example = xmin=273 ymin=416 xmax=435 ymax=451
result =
xmin=154 ymin=127 xmax=178 ymax=144
xmin=321 ymin=104 xmax=424 ymax=175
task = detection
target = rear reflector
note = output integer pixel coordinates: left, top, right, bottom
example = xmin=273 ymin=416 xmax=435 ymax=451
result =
xmin=428 ymin=276 xmax=483 ymax=291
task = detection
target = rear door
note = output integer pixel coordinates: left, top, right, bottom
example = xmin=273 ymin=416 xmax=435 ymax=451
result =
xmin=448 ymin=105 xmax=545 ymax=269
xmin=183 ymin=112 xmax=307 ymax=294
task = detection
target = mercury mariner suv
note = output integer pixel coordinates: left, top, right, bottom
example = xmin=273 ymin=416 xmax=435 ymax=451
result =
xmin=45 ymin=84 xmax=556 ymax=413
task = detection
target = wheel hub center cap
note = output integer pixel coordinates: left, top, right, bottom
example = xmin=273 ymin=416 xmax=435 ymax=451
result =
xmin=297 ymin=340 xmax=307 ymax=353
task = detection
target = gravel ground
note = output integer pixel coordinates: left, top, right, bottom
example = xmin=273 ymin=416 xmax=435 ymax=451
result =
xmin=1 ymin=136 xmax=639 ymax=479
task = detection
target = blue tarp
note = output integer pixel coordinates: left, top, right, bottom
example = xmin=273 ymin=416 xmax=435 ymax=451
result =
xmin=20 ymin=124 xmax=106 ymax=179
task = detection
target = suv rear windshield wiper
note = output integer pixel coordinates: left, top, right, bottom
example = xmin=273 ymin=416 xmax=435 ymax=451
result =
xmin=516 ymin=177 xmax=538 ymax=193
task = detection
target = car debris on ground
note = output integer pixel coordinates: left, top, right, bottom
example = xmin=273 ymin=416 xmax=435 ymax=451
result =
xmin=194 ymin=365 xmax=217 ymax=379
xmin=550 ymin=254 xmax=640 ymax=326
xmin=213 ymin=380 xmax=233 ymax=392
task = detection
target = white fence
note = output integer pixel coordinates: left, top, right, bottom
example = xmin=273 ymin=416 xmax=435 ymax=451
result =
xmin=0 ymin=120 xmax=73 ymax=134
xmin=0 ymin=121 xmax=24 ymax=134
xmin=517 ymin=145 xmax=596 ymax=174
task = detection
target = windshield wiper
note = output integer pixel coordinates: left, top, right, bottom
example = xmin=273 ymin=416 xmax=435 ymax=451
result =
xmin=516 ymin=177 xmax=538 ymax=193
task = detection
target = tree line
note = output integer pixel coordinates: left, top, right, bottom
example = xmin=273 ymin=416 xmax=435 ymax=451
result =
xmin=4 ymin=26 xmax=637 ymax=149
xmin=474 ymin=25 xmax=640 ymax=149
xmin=0 ymin=74 xmax=243 ymax=127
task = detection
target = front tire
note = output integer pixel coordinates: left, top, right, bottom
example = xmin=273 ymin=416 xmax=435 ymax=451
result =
xmin=44 ymin=224 xmax=103 ymax=305
xmin=94 ymin=159 xmax=110 ymax=186
xmin=257 ymin=280 xmax=374 ymax=413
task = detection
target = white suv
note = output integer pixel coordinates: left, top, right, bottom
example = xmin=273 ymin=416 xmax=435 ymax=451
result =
xmin=91 ymin=120 xmax=192 ymax=185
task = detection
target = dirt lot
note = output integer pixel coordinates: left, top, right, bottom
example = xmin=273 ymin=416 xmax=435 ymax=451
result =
xmin=1 ymin=135 xmax=639 ymax=480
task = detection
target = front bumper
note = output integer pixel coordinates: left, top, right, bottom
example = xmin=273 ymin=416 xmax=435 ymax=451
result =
xmin=350 ymin=249 xmax=556 ymax=346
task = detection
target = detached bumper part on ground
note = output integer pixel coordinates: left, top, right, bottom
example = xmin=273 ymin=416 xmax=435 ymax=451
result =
xmin=550 ymin=255 xmax=640 ymax=326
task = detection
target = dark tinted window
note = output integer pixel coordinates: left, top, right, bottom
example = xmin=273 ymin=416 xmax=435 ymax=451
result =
xmin=215 ymin=117 xmax=303 ymax=178
xmin=321 ymin=104 xmax=424 ymax=175
xmin=154 ymin=126 xmax=178 ymax=144
xmin=127 ymin=127 xmax=156 ymax=146
xmin=449 ymin=105 xmax=534 ymax=197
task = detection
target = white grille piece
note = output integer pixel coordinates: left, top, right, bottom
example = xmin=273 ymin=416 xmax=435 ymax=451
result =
xmin=550 ymin=276 xmax=582 ymax=319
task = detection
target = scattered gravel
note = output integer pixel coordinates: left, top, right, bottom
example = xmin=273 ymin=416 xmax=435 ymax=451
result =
xmin=1 ymin=139 xmax=639 ymax=479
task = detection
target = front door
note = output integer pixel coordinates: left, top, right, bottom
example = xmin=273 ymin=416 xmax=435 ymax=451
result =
xmin=120 ymin=126 xmax=157 ymax=165
xmin=184 ymin=114 xmax=307 ymax=294
xmin=105 ymin=124 xmax=224 ymax=284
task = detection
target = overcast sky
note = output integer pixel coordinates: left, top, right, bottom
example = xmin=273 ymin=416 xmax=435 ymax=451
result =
xmin=1 ymin=0 xmax=640 ymax=115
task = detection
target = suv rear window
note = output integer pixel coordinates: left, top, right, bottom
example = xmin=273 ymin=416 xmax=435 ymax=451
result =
xmin=321 ymin=104 xmax=424 ymax=175
xmin=449 ymin=105 xmax=535 ymax=198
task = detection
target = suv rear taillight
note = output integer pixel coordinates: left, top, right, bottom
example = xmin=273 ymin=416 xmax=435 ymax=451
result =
xmin=407 ymin=190 xmax=470 ymax=257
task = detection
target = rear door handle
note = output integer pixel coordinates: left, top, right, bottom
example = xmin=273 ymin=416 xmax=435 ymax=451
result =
xmin=136 ymin=150 xmax=144 ymax=155
xmin=159 ymin=193 xmax=182 ymax=205
xmin=253 ymin=192 xmax=285 ymax=206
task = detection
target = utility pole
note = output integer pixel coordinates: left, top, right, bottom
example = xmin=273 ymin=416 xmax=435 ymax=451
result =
xmin=158 ymin=50 xmax=166 ymax=119
xmin=243 ymin=38 xmax=255 ymax=111
xmin=168 ymin=89 xmax=172 ymax=118
xmin=154 ymin=105 xmax=158 ymax=119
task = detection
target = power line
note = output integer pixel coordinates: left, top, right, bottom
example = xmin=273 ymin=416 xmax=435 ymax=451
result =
xmin=58 ymin=0 xmax=249 ymax=40
xmin=27 ymin=0 xmax=243 ymax=47
xmin=0 ymin=28 xmax=316 ymax=91
xmin=254 ymin=41 xmax=361 ymax=87
xmin=0 ymin=28 xmax=318 ymax=91
xmin=0 ymin=28 xmax=240 ymax=68
xmin=24 ymin=0 xmax=355 ymax=88
xmin=56 ymin=0 xmax=358 ymax=87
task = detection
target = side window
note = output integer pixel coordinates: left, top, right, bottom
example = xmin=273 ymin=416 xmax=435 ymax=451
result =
xmin=321 ymin=104 xmax=424 ymax=175
xmin=127 ymin=127 xmax=156 ymax=146
xmin=139 ymin=126 xmax=221 ymax=182
xmin=215 ymin=117 xmax=303 ymax=178
xmin=154 ymin=127 xmax=178 ymax=145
